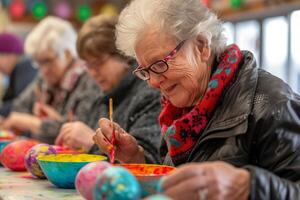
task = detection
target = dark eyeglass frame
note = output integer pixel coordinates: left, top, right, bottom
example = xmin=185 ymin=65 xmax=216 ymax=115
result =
xmin=33 ymin=54 xmax=59 ymax=69
xmin=133 ymin=40 xmax=186 ymax=81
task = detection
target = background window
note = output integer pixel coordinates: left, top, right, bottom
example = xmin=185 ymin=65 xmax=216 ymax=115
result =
xmin=236 ymin=20 xmax=260 ymax=65
xmin=262 ymin=16 xmax=288 ymax=83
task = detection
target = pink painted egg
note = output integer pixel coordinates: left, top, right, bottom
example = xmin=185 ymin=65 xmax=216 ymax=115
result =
xmin=25 ymin=143 xmax=57 ymax=178
xmin=0 ymin=140 xmax=39 ymax=171
xmin=75 ymin=161 xmax=112 ymax=200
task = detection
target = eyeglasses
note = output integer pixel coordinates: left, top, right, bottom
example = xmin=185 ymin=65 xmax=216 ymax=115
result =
xmin=133 ymin=40 xmax=186 ymax=81
xmin=84 ymin=55 xmax=111 ymax=70
xmin=34 ymin=55 xmax=58 ymax=69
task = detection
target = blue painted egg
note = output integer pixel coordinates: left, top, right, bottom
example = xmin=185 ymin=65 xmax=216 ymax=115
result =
xmin=93 ymin=166 xmax=141 ymax=200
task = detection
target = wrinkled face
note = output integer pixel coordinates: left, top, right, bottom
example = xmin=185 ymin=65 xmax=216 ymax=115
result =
xmin=134 ymin=29 xmax=211 ymax=108
xmin=84 ymin=54 xmax=129 ymax=92
xmin=34 ymin=50 xmax=69 ymax=86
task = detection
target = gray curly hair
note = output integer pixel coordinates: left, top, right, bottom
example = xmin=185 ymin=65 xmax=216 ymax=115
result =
xmin=116 ymin=0 xmax=227 ymax=64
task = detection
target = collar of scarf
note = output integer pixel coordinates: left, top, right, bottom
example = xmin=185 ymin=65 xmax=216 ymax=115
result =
xmin=159 ymin=44 xmax=243 ymax=165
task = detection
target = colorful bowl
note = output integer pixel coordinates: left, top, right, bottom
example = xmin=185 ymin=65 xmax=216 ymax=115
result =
xmin=117 ymin=164 xmax=175 ymax=197
xmin=51 ymin=145 xmax=81 ymax=154
xmin=37 ymin=154 xmax=107 ymax=189
xmin=0 ymin=129 xmax=16 ymax=141
xmin=0 ymin=141 xmax=11 ymax=166
xmin=0 ymin=141 xmax=10 ymax=153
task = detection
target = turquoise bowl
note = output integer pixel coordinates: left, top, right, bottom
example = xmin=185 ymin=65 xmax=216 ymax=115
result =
xmin=37 ymin=154 xmax=107 ymax=189
xmin=0 ymin=141 xmax=11 ymax=166
xmin=0 ymin=141 xmax=10 ymax=153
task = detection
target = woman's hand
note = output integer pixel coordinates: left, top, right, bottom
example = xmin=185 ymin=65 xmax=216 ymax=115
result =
xmin=161 ymin=161 xmax=250 ymax=200
xmin=55 ymin=121 xmax=95 ymax=152
xmin=93 ymin=118 xmax=145 ymax=163
xmin=33 ymin=102 xmax=62 ymax=120
xmin=2 ymin=112 xmax=42 ymax=134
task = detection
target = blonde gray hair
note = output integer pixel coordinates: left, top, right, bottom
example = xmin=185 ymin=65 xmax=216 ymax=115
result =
xmin=116 ymin=0 xmax=227 ymax=61
xmin=25 ymin=16 xmax=77 ymax=58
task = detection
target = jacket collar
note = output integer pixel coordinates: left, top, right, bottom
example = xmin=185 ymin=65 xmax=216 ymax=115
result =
xmin=204 ymin=51 xmax=258 ymax=136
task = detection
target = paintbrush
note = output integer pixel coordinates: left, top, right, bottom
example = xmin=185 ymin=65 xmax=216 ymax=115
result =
xmin=108 ymin=98 xmax=116 ymax=164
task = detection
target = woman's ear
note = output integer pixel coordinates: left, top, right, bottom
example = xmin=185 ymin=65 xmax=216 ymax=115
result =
xmin=195 ymin=34 xmax=211 ymax=62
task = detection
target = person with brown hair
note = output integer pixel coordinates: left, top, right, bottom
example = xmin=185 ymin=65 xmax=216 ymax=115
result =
xmin=55 ymin=15 xmax=162 ymax=163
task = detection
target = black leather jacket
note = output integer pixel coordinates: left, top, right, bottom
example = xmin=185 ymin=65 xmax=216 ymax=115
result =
xmin=162 ymin=51 xmax=300 ymax=200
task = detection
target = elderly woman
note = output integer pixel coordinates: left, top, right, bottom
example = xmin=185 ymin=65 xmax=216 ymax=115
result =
xmin=2 ymin=16 xmax=101 ymax=143
xmin=55 ymin=15 xmax=162 ymax=163
xmin=93 ymin=0 xmax=300 ymax=199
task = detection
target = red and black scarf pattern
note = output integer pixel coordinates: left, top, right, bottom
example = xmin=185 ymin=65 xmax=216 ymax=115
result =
xmin=159 ymin=44 xmax=243 ymax=165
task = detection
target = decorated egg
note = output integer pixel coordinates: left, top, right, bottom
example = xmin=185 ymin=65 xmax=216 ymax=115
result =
xmin=76 ymin=161 xmax=112 ymax=200
xmin=93 ymin=166 xmax=141 ymax=200
xmin=25 ymin=143 xmax=56 ymax=178
xmin=0 ymin=140 xmax=39 ymax=171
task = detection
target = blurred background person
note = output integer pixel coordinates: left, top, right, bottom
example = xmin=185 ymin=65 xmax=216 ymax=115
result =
xmin=0 ymin=32 xmax=37 ymax=117
xmin=55 ymin=15 xmax=162 ymax=163
xmin=2 ymin=16 xmax=101 ymax=144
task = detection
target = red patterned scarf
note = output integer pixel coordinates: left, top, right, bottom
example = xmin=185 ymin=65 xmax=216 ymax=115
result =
xmin=159 ymin=44 xmax=243 ymax=165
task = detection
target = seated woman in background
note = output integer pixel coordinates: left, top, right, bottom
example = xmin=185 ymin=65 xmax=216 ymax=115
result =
xmin=93 ymin=0 xmax=300 ymax=199
xmin=2 ymin=16 xmax=101 ymax=144
xmin=55 ymin=15 xmax=162 ymax=163
xmin=0 ymin=32 xmax=37 ymax=117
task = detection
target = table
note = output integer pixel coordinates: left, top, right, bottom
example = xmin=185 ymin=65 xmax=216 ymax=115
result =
xmin=0 ymin=167 xmax=83 ymax=200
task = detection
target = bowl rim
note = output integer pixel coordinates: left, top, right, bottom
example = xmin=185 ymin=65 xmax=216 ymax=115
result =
xmin=37 ymin=154 xmax=107 ymax=163
xmin=115 ymin=163 xmax=176 ymax=177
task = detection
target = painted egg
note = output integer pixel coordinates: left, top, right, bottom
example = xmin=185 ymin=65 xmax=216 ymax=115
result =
xmin=0 ymin=140 xmax=39 ymax=171
xmin=25 ymin=143 xmax=56 ymax=178
xmin=76 ymin=161 xmax=112 ymax=200
xmin=93 ymin=166 xmax=141 ymax=200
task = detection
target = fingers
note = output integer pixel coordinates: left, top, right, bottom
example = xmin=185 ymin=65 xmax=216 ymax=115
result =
xmin=55 ymin=123 xmax=73 ymax=145
xmin=98 ymin=118 xmax=123 ymax=141
xmin=162 ymin=163 xmax=205 ymax=190
xmin=163 ymin=176 xmax=205 ymax=200
xmin=162 ymin=164 xmax=212 ymax=200
xmin=93 ymin=128 xmax=110 ymax=154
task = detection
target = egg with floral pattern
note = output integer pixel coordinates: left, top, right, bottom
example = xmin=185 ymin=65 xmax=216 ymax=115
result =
xmin=25 ymin=143 xmax=57 ymax=178
xmin=93 ymin=166 xmax=141 ymax=200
